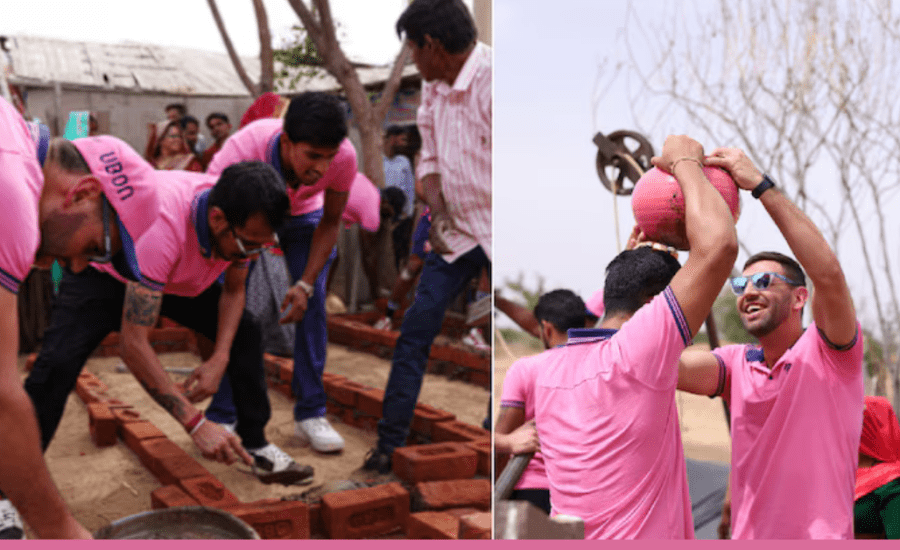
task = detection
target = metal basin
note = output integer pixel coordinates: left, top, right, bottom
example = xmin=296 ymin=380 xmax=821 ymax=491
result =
xmin=93 ymin=506 xmax=259 ymax=540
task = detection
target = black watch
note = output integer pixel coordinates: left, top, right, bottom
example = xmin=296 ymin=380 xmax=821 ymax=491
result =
xmin=752 ymin=174 xmax=776 ymax=199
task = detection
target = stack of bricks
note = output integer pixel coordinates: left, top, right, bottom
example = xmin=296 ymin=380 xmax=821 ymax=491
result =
xmin=326 ymin=313 xmax=490 ymax=389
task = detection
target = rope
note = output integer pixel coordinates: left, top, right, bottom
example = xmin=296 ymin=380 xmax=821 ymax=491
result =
xmin=494 ymin=325 xmax=519 ymax=360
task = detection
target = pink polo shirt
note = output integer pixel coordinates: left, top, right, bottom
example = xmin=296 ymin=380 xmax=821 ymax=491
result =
xmin=533 ymin=287 xmax=694 ymax=539
xmin=500 ymin=352 xmax=549 ymax=490
xmin=0 ymin=97 xmax=42 ymax=294
xmin=134 ymin=174 xmax=236 ymax=297
xmin=342 ymin=172 xmax=380 ymax=232
xmin=205 ymin=118 xmax=356 ymax=216
xmin=417 ymin=42 xmax=492 ymax=263
xmin=713 ymin=322 xmax=864 ymax=539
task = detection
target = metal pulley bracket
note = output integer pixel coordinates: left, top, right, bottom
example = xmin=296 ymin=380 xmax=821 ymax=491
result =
xmin=593 ymin=130 xmax=655 ymax=195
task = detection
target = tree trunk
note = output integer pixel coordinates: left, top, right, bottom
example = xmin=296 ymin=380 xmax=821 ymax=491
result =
xmin=206 ymin=0 xmax=259 ymax=97
xmin=252 ymin=0 xmax=274 ymax=94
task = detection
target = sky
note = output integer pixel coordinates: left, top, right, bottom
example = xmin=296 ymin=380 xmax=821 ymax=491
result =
xmin=494 ymin=0 xmax=900 ymax=336
xmin=0 ymin=0 xmax=471 ymax=65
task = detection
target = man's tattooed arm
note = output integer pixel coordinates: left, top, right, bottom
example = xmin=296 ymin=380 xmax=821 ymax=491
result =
xmin=120 ymin=282 xmax=197 ymax=425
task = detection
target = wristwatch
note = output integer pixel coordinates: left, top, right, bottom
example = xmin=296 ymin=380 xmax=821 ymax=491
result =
xmin=752 ymin=174 xmax=776 ymax=199
xmin=295 ymin=279 xmax=314 ymax=298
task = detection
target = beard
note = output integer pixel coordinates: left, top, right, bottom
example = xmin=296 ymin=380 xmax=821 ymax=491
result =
xmin=741 ymin=299 xmax=791 ymax=338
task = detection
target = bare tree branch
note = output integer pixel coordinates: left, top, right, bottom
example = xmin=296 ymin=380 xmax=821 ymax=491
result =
xmin=206 ymin=0 xmax=259 ymax=96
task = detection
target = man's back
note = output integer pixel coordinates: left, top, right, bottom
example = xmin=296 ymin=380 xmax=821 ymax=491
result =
xmin=534 ymin=288 xmax=694 ymax=539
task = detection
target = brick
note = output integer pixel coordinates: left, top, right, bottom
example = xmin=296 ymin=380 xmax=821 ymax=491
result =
xmin=99 ymin=332 xmax=120 ymax=348
xmin=226 ymin=499 xmax=310 ymax=539
xmin=352 ymin=413 xmax=379 ymax=432
xmin=458 ymin=512 xmax=491 ymax=539
xmin=119 ymin=421 xmax=167 ymax=454
xmin=178 ymin=476 xmax=240 ymax=508
xmin=406 ymin=511 xmax=459 ymax=539
xmin=102 ymin=398 xmax=133 ymax=410
xmin=466 ymin=370 xmax=491 ymax=388
xmin=325 ymin=379 xmax=370 ymax=408
xmin=151 ymin=485 xmax=200 ymax=510
xmin=112 ymin=408 xmax=142 ymax=425
xmin=431 ymin=420 xmax=489 ymax=443
xmin=464 ymin=439 xmax=491 ymax=477
xmin=392 ymin=443 xmax=478 ymax=483
xmin=321 ymin=482 xmax=410 ymax=539
xmin=153 ymin=452 xmax=211 ymax=486
xmin=321 ymin=372 xmax=344 ymax=384
xmin=413 ymin=479 xmax=491 ymax=511
xmin=355 ymin=388 xmax=385 ymax=418
xmin=134 ymin=438 xmax=185 ymax=473
xmin=270 ymin=381 xmax=294 ymax=399
xmin=24 ymin=353 xmax=37 ymax=372
xmin=87 ymin=402 xmax=117 ymax=447
xmin=308 ymin=502 xmax=324 ymax=538
xmin=75 ymin=375 xmax=109 ymax=404
xmin=410 ymin=404 xmax=455 ymax=437
xmin=263 ymin=353 xmax=293 ymax=382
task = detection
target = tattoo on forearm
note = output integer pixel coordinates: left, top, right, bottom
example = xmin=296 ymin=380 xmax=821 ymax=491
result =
xmin=124 ymin=283 xmax=162 ymax=327
xmin=137 ymin=378 xmax=190 ymax=420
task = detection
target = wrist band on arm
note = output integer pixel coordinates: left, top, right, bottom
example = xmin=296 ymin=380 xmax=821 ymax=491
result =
xmin=752 ymin=174 xmax=776 ymax=199
xmin=189 ymin=417 xmax=208 ymax=436
xmin=670 ymin=157 xmax=703 ymax=174
xmin=294 ymin=279 xmax=314 ymax=298
xmin=184 ymin=411 xmax=203 ymax=433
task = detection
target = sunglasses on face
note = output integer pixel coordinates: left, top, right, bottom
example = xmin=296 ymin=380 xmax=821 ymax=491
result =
xmin=730 ymin=272 xmax=802 ymax=296
xmin=230 ymin=227 xmax=279 ymax=258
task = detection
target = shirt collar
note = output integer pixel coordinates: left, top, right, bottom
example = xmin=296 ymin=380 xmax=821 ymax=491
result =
xmin=191 ymin=188 xmax=213 ymax=258
xmin=451 ymin=42 xmax=488 ymax=92
xmin=266 ymin=131 xmax=284 ymax=176
xmin=566 ymin=327 xmax=618 ymax=346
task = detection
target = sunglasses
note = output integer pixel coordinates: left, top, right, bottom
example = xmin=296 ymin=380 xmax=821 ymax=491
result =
xmin=730 ymin=272 xmax=802 ymax=296
xmin=230 ymin=227 xmax=279 ymax=258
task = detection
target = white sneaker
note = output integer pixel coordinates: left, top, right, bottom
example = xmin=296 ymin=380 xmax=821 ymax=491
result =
xmin=246 ymin=443 xmax=314 ymax=485
xmin=373 ymin=316 xmax=393 ymax=331
xmin=295 ymin=416 xmax=345 ymax=453
xmin=462 ymin=327 xmax=490 ymax=352
xmin=0 ymin=499 xmax=25 ymax=540
xmin=219 ymin=421 xmax=237 ymax=434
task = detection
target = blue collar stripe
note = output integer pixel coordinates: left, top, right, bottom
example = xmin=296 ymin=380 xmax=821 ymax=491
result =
xmin=566 ymin=327 xmax=618 ymax=346
xmin=266 ymin=132 xmax=283 ymax=175
xmin=0 ymin=266 xmax=22 ymax=294
xmin=663 ymin=286 xmax=692 ymax=347
xmin=191 ymin=189 xmax=213 ymax=258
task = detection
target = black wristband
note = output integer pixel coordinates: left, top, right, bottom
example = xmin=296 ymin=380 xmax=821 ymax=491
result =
xmin=752 ymin=174 xmax=776 ymax=199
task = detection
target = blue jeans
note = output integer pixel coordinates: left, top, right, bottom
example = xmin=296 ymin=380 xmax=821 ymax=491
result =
xmin=207 ymin=210 xmax=334 ymax=423
xmin=376 ymin=246 xmax=490 ymax=454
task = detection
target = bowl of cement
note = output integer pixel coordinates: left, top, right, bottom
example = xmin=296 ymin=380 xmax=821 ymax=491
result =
xmin=93 ymin=506 xmax=259 ymax=539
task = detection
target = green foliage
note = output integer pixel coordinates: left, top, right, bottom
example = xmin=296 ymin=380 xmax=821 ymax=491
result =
xmin=273 ymin=25 xmax=325 ymax=90
xmin=501 ymin=273 xmax=545 ymax=313
xmin=496 ymin=328 xmax=542 ymax=352
xmin=713 ymin=290 xmax=754 ymax=345
xmin=863 ymin=329 xmax=884 ymax=379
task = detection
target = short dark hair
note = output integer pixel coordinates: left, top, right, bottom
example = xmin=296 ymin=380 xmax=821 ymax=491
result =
xmin=47 ymin=138 xmax=90 ymax=175
xmin=396 ymin=0 xmax=477 ymax=54
xmin=603 ymin=248 xmax=682 ymax=316
xmin=534 ymin=289 xmax=587 ymax=334
xmin=180 ymin=115 xmax=199 ymax=129
xmin=385 ymin=124 xmax=407 ymax=138
xmin=165 ymin=103 xmax=186 ymax=117
xmin=206 ymin=112 xmax=230 ymax=127
xmin=209 ymin=161 xmax=289 ymax=232
xmin=381 ymin=187 xmax=407 ymax=221
xmin=283 ymin=92 xmax=348 ymax=148
xmin=743 ymin=251 xmax=806 ymax=287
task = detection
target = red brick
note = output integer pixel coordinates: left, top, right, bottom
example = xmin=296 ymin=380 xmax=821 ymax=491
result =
xmin=466 ymin=369 xmax=491 ymax=388
xmin=352 ymin=413 xmax=378 ymax=432
xmin=321 ymin=372 xmax=344 ymax=384
xmin=413 ymin=479 xmax=491 ymax=511
xmin=134 ymin=437 xmax=185 ymax=472
xmin=392 ymin=443 xmax=478 ymax=483
xmin=410 ymin=404 xmax=455 ymax=437
xmin=325 ymin=379 xmax=369 ymax=408
xmin=119 ymin=421 xmax=167 ymax=453
xmin=101 ymin=398 xmax=133 ymax=410
xmin=406 ymin=511 xmax=459 ymax=539
xmin=178 ymin=476 xmax=240 ymax=508
xmin=321 ymin=482 xmax=410 ymax=539
xmin=355 ymin=388 xmax=385 ymax=418
xmin=24 ymin=353 xmax=37 ymax=372
xmin=151 ymin=485 xmax=199 ymax=509
xmin=279 ymin=362 xmax=294 ymax=384
xmin=87 ymin=403 xmax=117 ymax=447
xmin=308 ymin=502 xmax=324 ymax=538
xmin=112 ymin=408 xmax=142 ymax=425
xmin=226 ymin=499 xmax=310 ymax=539
xmin=458 ymin=512 xmax=491 ymax=539
xmin=75 ymin=376 xmax=109 ymax=404
xmin=263 ymin=353 xmax=293 ymax=382
xmin=325 ymin=401 xmax=346 ymax=417
xmin=431 ymin=420 xmax=489 ymax=443
xmin=153 ymin=452 xmax=211 ymax=486
xmin=99 ymin=332 xmax=120 ymax=348
xmin=464 ymin=439 xmax=491 ymax=477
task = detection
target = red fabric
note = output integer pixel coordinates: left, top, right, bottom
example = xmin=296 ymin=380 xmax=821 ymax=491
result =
xmin=855 ymin=396 xmax=900 ymax=500
xmin=239 ymin=92 xmax=282 ymax=129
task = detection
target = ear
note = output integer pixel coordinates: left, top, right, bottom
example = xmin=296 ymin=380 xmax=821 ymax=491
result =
xmin=208 ymin=206 xmax=229 ymax=233
xmin=66 ymin=176 xmax=103 ymax=206
xmin=793 ymin=286 xmax=810 ymax=311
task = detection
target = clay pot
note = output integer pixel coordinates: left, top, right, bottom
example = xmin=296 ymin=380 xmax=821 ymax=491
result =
xmin=631 ymin=166 xmax=740 ymax=250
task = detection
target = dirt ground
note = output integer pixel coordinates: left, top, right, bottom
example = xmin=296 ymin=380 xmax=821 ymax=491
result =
xmin=493 ymin=341 xmax=732 ymax=465
xmin=25 ymin=342 xmax=489 ymax=536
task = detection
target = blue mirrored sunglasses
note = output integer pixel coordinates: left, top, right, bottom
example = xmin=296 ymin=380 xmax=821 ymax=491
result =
xmin=730 ymin=272 xmax=802 ymax=296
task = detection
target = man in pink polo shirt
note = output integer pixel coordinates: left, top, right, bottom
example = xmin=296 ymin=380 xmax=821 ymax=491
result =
xmin=531 ymin=135 xmax=739 ymax=539
xmin=496 ymin=289 xmax=587 ymax=515
xmin=0 ymin=98 xmax=90 ymax=539
xmin=677 ymin=148 xmax=864 ymax=539
xmin=206 ymin=91 xmax=355 ymax=453
xmin=25 ymin=136 xmax=312 ymax=486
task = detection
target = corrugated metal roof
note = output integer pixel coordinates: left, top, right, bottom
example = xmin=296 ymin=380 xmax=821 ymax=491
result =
xmin=1 ymin=34 xmax=420 ymax=97
xmin=2 ymin=35 xmax=259 ymax=96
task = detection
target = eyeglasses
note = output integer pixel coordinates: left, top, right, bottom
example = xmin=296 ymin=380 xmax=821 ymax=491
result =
xmin=730 ymin=272 xmax=802 ymax=296
xmin=88 ymin=197 xmax=113 ymax=264
xmin=230 ymin=227 xmax=279 ymax=258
